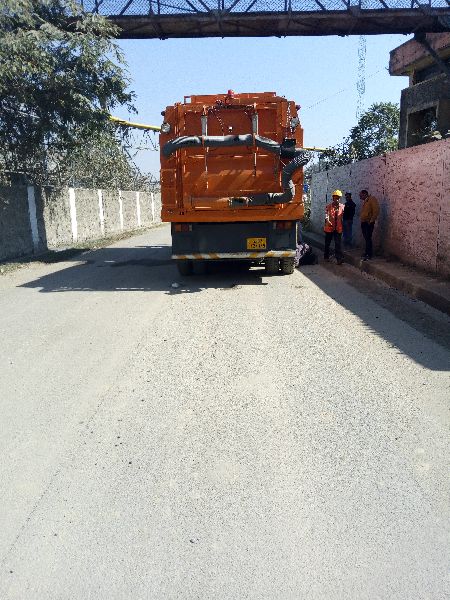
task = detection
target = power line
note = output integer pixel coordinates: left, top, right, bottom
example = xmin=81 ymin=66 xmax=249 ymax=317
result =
xmin=302 ymin=68 xmax=385 ymax=112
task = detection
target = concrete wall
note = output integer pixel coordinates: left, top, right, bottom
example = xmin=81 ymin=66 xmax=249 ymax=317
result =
xmin=0 ymin=186 xmax=162 ymax=262
xmin=389 ymin=33 xmax=450 ymax=77
xmin=0 ymin=186 xmax=35 ymax=259
xmin=73 ymin=188 xmax=104 ymax=242
xmin=436 ymin=146 xmax=450 ymax=277
xmin=310 ymin=138 xmax=450 ymax=278
xmin=102 ymin=190 xmax=123 ymax=236
xmin=39 ymin=187 xmax=75 ymax=248
xmin=398 ymin=74 xmax=450 ymax=148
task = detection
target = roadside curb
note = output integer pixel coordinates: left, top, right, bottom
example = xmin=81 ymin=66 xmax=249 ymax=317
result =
xmin=303 ymin=231 xmax=450 ymax=317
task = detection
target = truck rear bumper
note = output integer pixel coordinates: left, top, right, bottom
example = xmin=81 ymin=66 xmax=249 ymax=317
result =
xmin=171 ymin=221 xmax=297 ymax=257
xmin=172 ymin=250 xmax=295 ymax=260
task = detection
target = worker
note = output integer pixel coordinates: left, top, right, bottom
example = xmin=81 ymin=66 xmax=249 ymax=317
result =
xmin=324 ymin=190 xmax=344 ymax=264
xmin=343 ymin=192 xmax=356 ymax=247
xmin=359 ymin=189 xmax=380 ymax=260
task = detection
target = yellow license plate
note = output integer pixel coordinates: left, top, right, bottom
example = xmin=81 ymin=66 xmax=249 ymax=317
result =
xmin=247 ymin=237 xmax=267 ymax=250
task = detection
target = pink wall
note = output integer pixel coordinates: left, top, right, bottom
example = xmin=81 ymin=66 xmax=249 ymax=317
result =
xmin=310 ymin=138 xmax=450 ymax=278
xmin=437 ymin=146 xmax=450 ymax=276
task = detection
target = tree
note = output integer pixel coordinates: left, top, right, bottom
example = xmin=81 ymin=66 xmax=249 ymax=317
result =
xmin=0 ymin=0 xmax=141 ymax=186
xmin=348 ymin=102 xmax=400 ymax=161
xmin=317 ymin=102 xmax=400 ymax=170
xmin=54 ymin=126 xmax=159 ymax=190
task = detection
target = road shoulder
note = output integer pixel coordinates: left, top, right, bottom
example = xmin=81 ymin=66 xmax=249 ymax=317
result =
xmin=303 ymin=230 xmax=450 ymax=316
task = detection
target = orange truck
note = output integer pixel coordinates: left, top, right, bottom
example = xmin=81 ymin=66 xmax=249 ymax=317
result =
xmin=159 ymin=91 xmax=311 ymax=275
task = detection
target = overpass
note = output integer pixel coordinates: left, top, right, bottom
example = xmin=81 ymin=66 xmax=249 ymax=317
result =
xmin=81 ymin=0 xmax=450 ymax=39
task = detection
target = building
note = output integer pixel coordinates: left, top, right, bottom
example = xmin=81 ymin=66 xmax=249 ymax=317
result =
xmin=389 ymin=33 xmax=450 ymax=149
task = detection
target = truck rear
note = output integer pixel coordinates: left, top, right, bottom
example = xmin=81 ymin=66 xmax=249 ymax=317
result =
xmin=159 ymin=91 xmax=310 ymax=275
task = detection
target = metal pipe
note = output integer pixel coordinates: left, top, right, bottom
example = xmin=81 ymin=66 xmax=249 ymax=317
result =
xmin=109 ymin=116 xmax=162 ymax=132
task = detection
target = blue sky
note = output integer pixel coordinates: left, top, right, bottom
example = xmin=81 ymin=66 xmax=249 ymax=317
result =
xmin=115 ymin=34 xmax=411 ymax=176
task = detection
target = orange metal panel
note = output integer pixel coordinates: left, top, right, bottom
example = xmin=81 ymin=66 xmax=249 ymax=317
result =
xmin=160 ymin=91 xmax=305 ymax=223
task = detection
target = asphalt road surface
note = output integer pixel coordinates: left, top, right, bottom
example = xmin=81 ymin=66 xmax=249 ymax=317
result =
xmin=1 ymin=225 xmax=449 ymax=600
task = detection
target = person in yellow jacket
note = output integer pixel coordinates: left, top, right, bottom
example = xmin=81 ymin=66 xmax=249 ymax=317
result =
xmin=359 ymin=189 xmax=380 ymax=260
xmin=324 ymin=190 xmax=344 ymax=264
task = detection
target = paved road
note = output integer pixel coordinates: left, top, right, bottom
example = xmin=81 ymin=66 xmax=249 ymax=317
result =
xmin=1 ymin=225 xmax=449 ymax=600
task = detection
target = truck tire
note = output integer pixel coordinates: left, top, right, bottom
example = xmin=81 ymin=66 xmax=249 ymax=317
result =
xmin=280 ymin=257 xmax=295 ymax=275
xmin=265 ymin=257 xmax=279 ymax=275
xmin=177 ymin=260 xmax=193 ymax=276
xmin=193 ymin=260 xmax=207 ymax=275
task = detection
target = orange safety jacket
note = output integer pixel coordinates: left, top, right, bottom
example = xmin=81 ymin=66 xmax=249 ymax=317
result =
xmin=324 ymin=202 xmax=344 ymax=233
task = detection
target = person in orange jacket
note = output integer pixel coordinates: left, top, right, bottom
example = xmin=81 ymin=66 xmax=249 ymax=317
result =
xmin=324 ymin=190 xmax=344 ymax=264
xmin=359 ymin=189 xmax=380 ymax=260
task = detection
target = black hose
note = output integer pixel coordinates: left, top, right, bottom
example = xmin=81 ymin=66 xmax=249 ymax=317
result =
xmin=162 ymin=135 xmax=311 ymax=205
xmin=249 ymin=151 xmax=311 ymax=205
xmin=162 ymin=134 xmax=300 ymax=158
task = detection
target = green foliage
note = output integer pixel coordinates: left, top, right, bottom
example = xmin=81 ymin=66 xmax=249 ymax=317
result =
xmin=349 ymin=102 xmax=400 ymax=159
xmin=0 ymin=0 xmax=151 ymax=189
xmin=53 ymin=125 xmax=159 ymax=190
xmin=317 ymin=102 xmax=400 ymax=171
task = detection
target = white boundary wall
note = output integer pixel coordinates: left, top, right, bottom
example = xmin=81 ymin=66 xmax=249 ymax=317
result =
xmin=0 ymin=186 xmax=162 ymax=262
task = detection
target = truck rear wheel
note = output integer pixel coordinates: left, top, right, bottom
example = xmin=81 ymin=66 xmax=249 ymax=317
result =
xmin=265 ymin=257 xmax=279 ymax=275
xmin=280 ymin=257 xmax=295 ymax=275
xmin=193 ymin=260 xmax=207 ymax=275
xmin=177 ymin=260 xmax=193 ymax=276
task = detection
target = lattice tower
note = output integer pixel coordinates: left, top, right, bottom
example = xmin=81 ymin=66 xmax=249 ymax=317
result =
xmin=356 ymin=35 xmax=367 ymax=122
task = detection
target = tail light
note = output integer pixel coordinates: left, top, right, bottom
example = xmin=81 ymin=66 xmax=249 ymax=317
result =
xmin=174 ymin=223 xmax=193 ymax=232
xmin=273 ymin=221 xmax=293 ymax=230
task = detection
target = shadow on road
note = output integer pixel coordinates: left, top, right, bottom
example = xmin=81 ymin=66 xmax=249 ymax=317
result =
xmin=301 ymin=262 xmax=450 ymax=372
xmin=19 ymin=241 xmax=450 ymax=370
xmin=20 ymin=243 xmax=268 ymax=294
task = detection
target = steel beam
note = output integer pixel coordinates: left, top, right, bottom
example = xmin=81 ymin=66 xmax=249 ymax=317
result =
xmin=96 ymin=10 xmax=450 ymax=38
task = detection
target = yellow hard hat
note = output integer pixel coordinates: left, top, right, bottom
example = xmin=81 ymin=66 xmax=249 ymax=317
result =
xmin=332 ymin=189 xmax=342 ymax=197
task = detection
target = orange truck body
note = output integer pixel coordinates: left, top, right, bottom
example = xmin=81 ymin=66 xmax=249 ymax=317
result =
xmin=159 ymin=91 xmax=307 ymax=274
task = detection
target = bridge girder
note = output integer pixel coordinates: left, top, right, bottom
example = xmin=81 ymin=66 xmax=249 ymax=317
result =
xmin=81 ymin=2 xmax=450 ymax=39
xmin=110 ymin=11 xmax=450 ymax=39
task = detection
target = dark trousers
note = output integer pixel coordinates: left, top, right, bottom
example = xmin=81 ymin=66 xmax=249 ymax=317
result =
xmin=343 ymin=220 xmax=353 ymax=246
xmin=361 ymin=221 xmax=375 ymax=258
xmin=324 ymin=231 xmax=342 ymax=260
